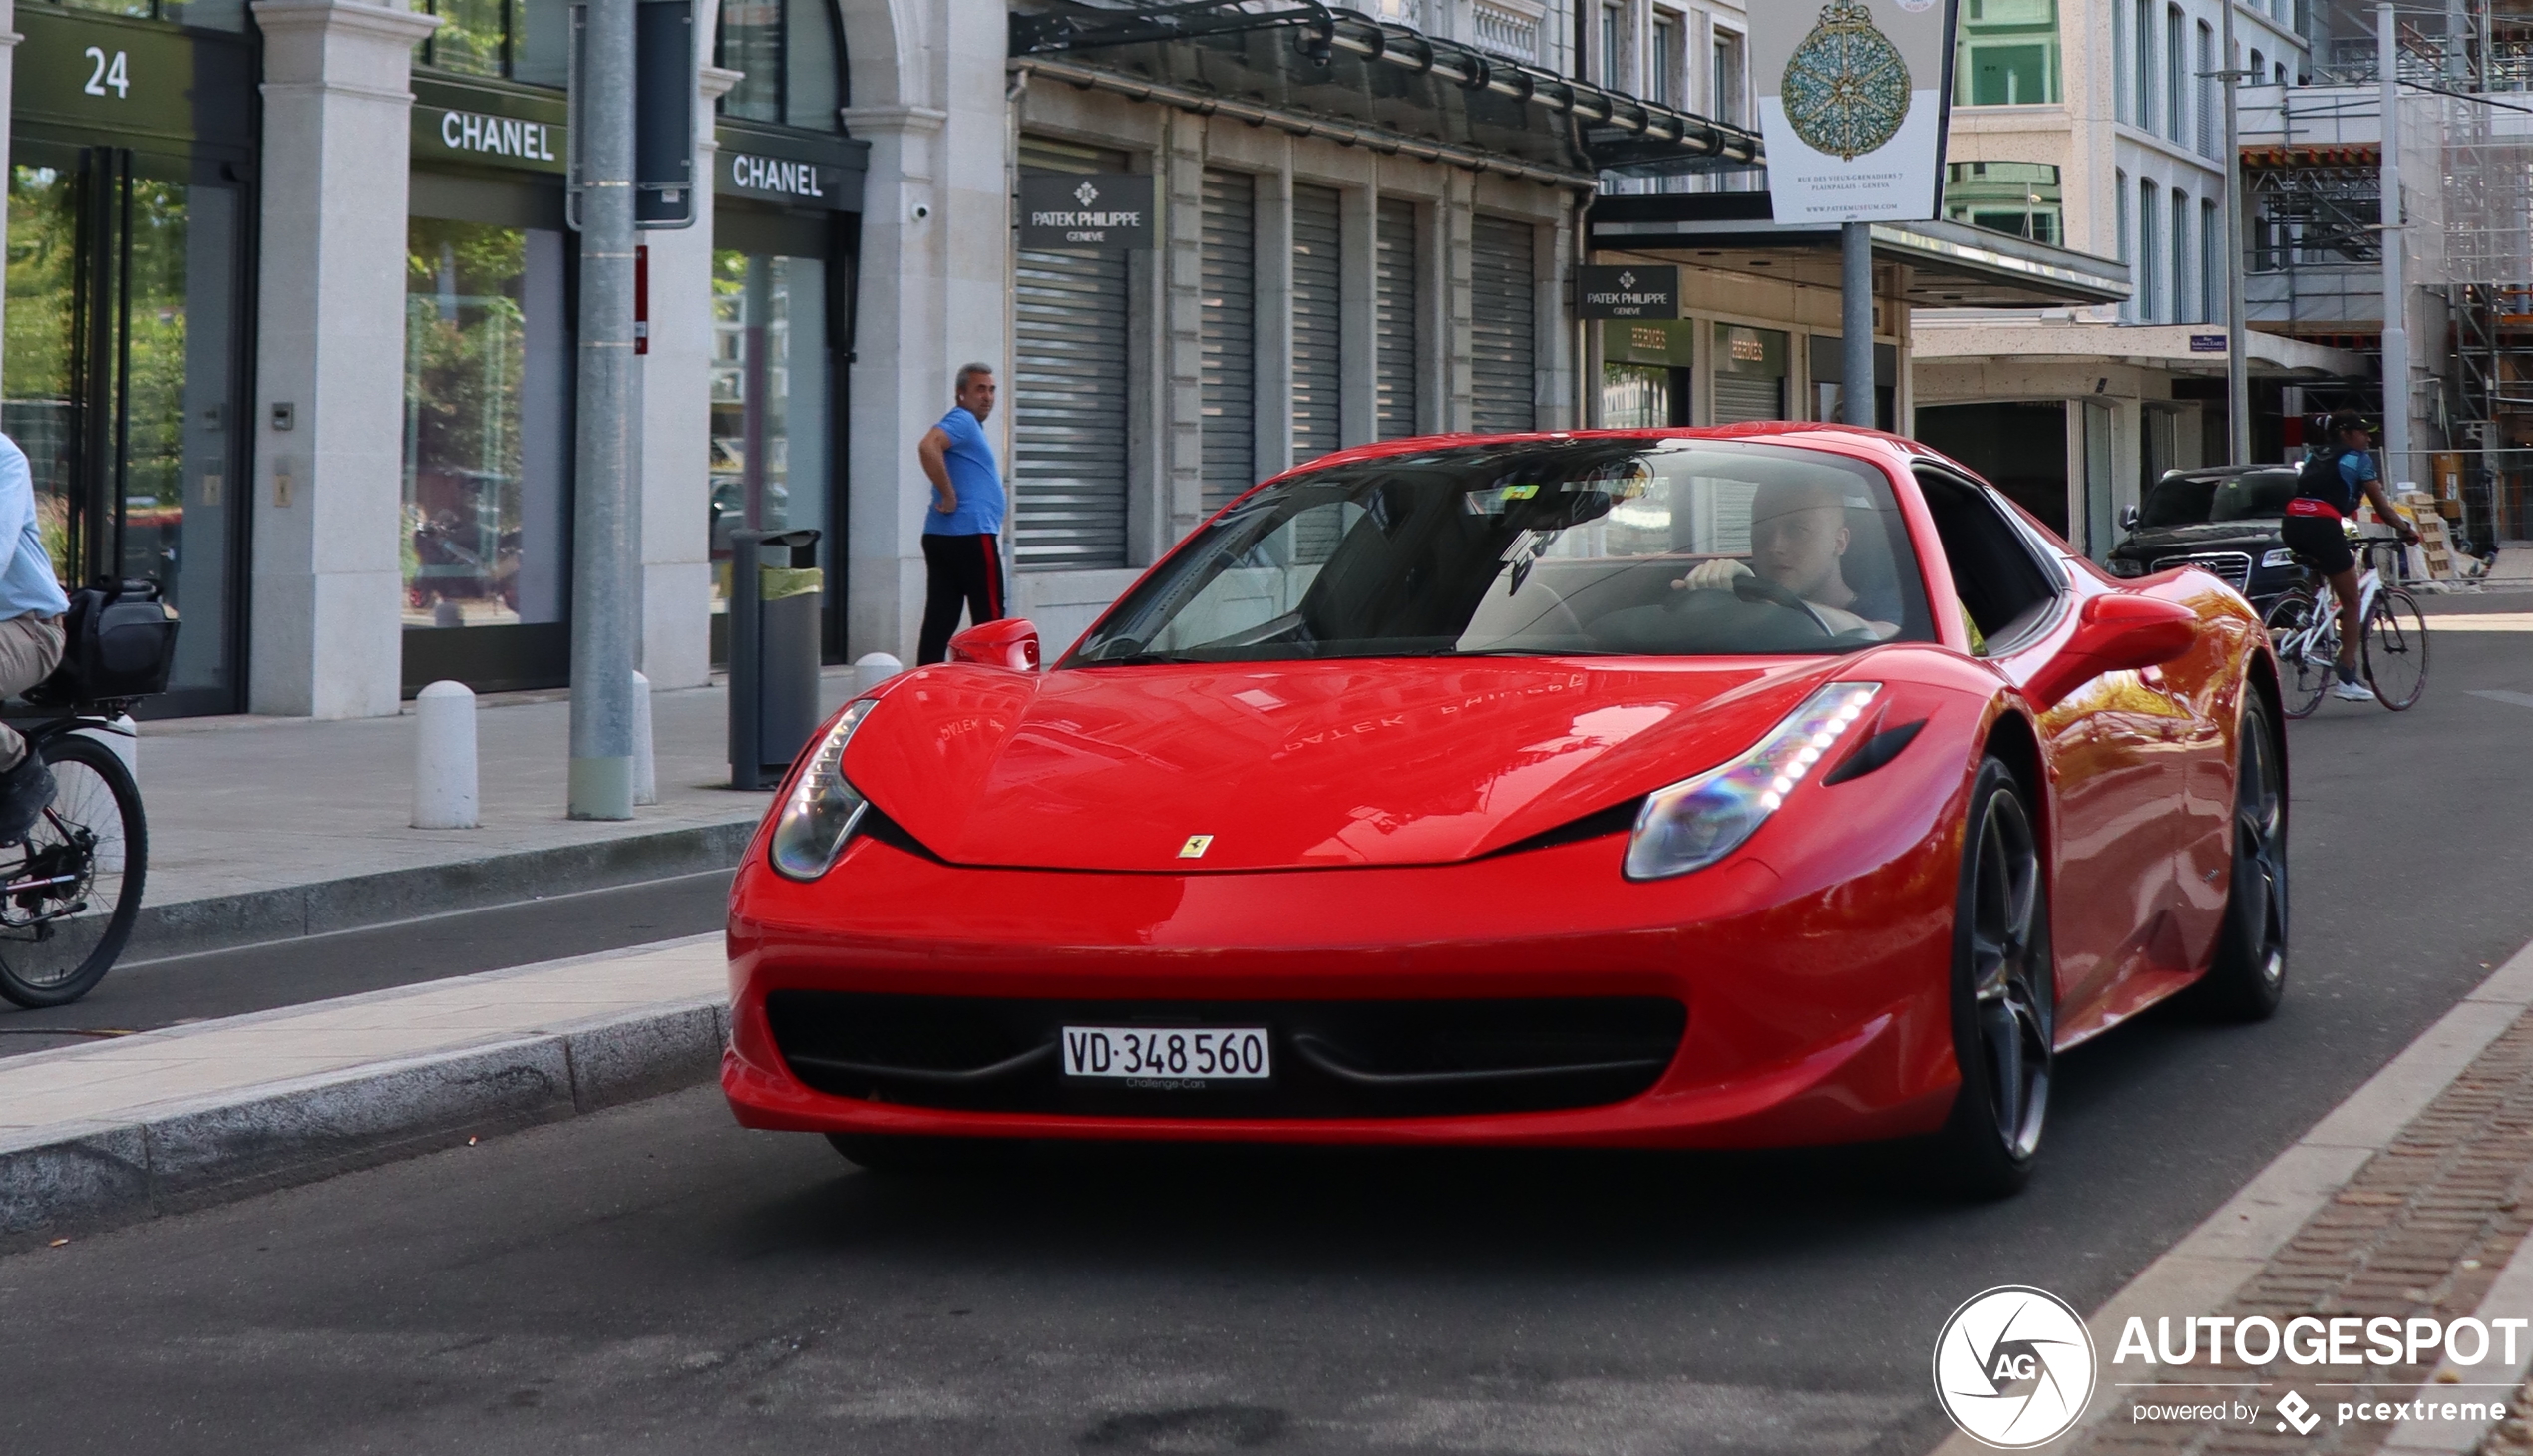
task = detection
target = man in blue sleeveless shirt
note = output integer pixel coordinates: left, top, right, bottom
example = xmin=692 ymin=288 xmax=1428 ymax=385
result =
xmin=915 ymin=363 xmax=1007 ymax=665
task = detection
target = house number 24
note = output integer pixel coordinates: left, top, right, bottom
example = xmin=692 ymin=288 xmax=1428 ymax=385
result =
xmin=84 ymin=46 xmax=129 ymax=99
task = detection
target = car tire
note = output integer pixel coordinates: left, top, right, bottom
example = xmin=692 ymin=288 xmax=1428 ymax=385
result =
xmin=825 ymin=1133 xmax=1024 ymax=1175
xmin=1935 ymin=756 xmax=2054 ymax=1200
xmin=2193 ymin=693 xmax=2289 ymax=1021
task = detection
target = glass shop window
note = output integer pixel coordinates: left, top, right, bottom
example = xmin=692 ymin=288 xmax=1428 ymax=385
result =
xmin=402 ymin=217 xmax=572 ymax=631
xmin=709 ymin=250 xmax=830 ymax=606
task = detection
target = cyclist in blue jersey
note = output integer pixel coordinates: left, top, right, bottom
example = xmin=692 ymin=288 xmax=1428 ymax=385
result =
xmin=2281 ymin=412 xmax=2418 ymax=703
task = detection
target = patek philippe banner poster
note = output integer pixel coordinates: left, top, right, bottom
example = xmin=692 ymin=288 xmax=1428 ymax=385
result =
xmin=1750 ymin=0 xmax=1958 ymax=224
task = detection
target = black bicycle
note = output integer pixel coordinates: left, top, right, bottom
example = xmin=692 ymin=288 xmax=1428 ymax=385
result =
xmin=0 ymin=706 xmax=148 ymax=1008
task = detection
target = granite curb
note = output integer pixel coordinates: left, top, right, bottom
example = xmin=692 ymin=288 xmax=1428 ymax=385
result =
xmin=0 ymin=996 xmax=729 ymax=1250
xmin=125 ymin=818 xmax=758 ymax=961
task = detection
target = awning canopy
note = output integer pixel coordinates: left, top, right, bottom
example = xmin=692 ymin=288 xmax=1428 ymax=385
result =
xmin=1010 ymin=0 xmax=1764 ymax=188
xmin=1589 ymin=193 xmax=2133 ymax=309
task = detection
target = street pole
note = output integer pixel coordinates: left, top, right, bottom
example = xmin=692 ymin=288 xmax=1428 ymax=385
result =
xmin=568 ymin=0 xmax=638 ymax=820
xmin=1841 ymin=221 xmax=1874 ymax=428
xmin=2224 ymin=0 xmax=2250 ymax=462
xmin=2377 ymin=2 xmax=2414 ymax=488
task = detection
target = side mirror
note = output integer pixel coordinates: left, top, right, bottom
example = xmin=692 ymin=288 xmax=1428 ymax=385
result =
xmin=2021 ymin=594 xmax=2198 ymax=709
xmin=2118 ymin=504 xmax=2141 ymax=533
xmin=946 ymin=617 xmax=1041 ymax=671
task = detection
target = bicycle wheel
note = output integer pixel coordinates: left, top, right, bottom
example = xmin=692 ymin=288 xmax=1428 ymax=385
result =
xmin=2263 ymin=591 xmax=2332 ymax=719
xmin=2362 ymin=588 xmax=2429 ymax=711
xmin=0 ymin=733 xmax=147 ymax=1008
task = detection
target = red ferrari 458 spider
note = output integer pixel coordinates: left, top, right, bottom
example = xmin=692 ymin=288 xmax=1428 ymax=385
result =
xmin=724 ymin=425 xmax=2288 ymax=1195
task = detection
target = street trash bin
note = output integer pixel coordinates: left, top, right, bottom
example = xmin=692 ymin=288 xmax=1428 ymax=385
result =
xmin=728 ymin=527 xmax=823 ymax=789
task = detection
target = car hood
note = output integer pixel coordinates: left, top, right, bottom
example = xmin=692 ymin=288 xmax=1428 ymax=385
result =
xmin=843 ymin=658 xmax=1862 ymax=872
xmin=2115 ymin=520 xmax=2284 ymax=556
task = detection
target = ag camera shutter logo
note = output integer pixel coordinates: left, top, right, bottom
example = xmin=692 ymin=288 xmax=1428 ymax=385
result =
xmin=1933 ymin=1286 xmax=2097 ymax=1448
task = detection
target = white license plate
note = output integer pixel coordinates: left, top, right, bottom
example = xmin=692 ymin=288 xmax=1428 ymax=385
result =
xmin=1060 ymin=1026 xmax=1271 ymax=1081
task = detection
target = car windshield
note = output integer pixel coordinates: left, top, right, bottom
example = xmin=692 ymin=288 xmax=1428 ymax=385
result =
xmin=2139 ymin=470 xmax=2300 ymax=526
xmin=1065 ymin=439 xmax=1935 ymax=665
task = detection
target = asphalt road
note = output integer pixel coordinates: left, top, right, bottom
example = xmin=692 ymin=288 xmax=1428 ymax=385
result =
xmin=0 ymin=869 xmax=735 ymax=1057
xmin=3 ymin=617 xmax=2531 ymax=1456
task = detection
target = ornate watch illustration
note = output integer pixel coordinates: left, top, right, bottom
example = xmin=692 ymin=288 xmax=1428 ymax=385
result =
xmin=1781 ymin=1 xmax=1913 ymax=162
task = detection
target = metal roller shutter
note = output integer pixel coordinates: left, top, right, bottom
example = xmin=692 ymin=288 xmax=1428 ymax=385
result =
xmin=1290 ymin=183 xmax=1342 ymax=467
xmin=1201 ymin=170 xmax=1257 ymax=514
xmin=1469 ymin=215 xmax=1535 ymax=434
xmin=1012 ymin=138 xmax=1130 ymax=569
xmin=1375 ymin=197 xmax=1418 ymax=440
xmin=1711 ymin=374 xmax=1786 ymax=423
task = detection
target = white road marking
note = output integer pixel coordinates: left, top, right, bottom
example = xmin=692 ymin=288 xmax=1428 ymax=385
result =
xmin=2423 ymin=614 xmax=2533 ymax=631
xmin=2469 ymin=690 xmax=2533 ymax=710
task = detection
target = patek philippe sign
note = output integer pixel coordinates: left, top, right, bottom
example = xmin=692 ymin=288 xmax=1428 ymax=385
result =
xmin=1578 ymin=266 xmax=1680 ymax=319
xmin=1019 ymin=174 xmax=1154 ymax=252
xmin=1750 ymin=0 xmax=1959 ymax=223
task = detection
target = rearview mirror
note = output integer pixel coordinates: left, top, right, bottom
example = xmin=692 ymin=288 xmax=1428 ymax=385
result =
xmin=2119 ymin=504 xmax=2141 ymax=533
xmin=947 ymin=617 xmax=1042 ymax=671
xmin=2020 ymin=594 xmax=2198 ymax=709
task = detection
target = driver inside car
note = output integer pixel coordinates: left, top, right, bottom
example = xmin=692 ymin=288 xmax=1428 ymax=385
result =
xmin=1669 ymin=480 xmax=1900 ymax=639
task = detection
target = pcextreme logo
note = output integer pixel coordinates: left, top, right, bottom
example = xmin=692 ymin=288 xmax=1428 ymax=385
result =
xmin=1933 ymin=1286 xmax=2098 ymax=1448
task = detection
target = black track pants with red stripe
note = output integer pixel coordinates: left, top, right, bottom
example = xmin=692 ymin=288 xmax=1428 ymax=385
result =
xmin=917 ymin=532 xmax=1005 ymax=665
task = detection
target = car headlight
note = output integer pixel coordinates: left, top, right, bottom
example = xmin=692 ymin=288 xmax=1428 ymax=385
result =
xmin=1624 ymin=682 xmax=1883 ymax=882
xmin=768 ymin=699 xmax=878 ymax=881
xmin=2260 ymin=547 xmax=2298 ymax=568
xmin=2109 ymin=558 xmax=2146 ymax=578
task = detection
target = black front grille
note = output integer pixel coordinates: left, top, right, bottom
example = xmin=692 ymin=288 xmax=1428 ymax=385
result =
xmin=764 ymin=992 xmax=1687 ymax=1119
xmin=2151 ymin=550 xmax=2254 ymax=591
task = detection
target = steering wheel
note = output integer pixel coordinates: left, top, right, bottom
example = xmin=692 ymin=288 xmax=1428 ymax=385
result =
xmin=1662 ymin=573 xmax=1838 ymax=638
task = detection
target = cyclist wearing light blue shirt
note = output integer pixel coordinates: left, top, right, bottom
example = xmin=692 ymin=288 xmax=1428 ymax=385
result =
xmin=0 ymin=434 xmax=68 ymax=839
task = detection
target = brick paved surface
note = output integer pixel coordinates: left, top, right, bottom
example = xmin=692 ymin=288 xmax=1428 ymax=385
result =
xmin=2076 ymin=1006 xmax=2533 ymax=1456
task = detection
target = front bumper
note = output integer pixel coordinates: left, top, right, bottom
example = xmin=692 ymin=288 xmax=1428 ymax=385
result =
xmin=722 ymin=797 xmax=1969 ymax=1150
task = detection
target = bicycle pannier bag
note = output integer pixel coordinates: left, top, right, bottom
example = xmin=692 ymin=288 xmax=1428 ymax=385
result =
xmin=25 ymin=578 xmax=181 ymax=705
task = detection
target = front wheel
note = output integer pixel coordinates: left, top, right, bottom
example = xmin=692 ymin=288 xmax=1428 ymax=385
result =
xmin=0 ymin=733 xmax=147 ymax=1009
xmin=2263 ymin=591 xmax=2331 ymax=719
xmin=2362 ymin=588 xmax=2429 ymax=711
xmin=1934 ymin=757 xmax=2054 ymax=1199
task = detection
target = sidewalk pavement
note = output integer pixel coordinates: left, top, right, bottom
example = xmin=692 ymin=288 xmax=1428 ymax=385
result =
xmin=119 ymin=671 xmax=851 ymax=958
xmin=0 ymin=934 xmax=724 ymax=1245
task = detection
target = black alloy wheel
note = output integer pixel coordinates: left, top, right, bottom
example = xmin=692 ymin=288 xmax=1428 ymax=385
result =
xmin=1936 ymin=757 xmax=2054 ymax=1199
xmin=2196 ymin=694 xmax=2290 ymax=1019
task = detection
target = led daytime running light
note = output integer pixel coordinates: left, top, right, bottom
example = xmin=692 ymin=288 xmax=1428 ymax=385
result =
xmin=768 ymin=699 xmax=878 ymax=881
xmin=1623 ymin=682 xmax=1883 ymax=882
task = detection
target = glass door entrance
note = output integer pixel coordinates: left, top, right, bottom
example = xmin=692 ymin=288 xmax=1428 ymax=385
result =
xmin=4 ymin=144 xmax=245 ymax=714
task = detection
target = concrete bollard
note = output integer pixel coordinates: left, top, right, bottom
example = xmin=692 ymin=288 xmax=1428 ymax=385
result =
xmin=411 ymin=680 xmax=479 ymax=829
xmin=854 ymin=652 xmax=904 ymax=696
xmin=632 ymin=670 xmax=657 ymax=807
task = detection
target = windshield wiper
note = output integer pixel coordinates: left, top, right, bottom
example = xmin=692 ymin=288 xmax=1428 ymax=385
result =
xmin=1077 ymin=649 xmax=1213 ymax=666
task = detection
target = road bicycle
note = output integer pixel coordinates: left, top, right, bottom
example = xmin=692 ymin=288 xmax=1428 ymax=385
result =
xmin=0 ymin=706 xmax=149 ymax=1009
xmin=2262 ymin=538 xmax=2429 ymax=718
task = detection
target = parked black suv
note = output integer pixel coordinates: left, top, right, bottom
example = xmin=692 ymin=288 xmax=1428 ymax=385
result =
xmin=2107 ymin=465 xmax=2312 ymax=611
